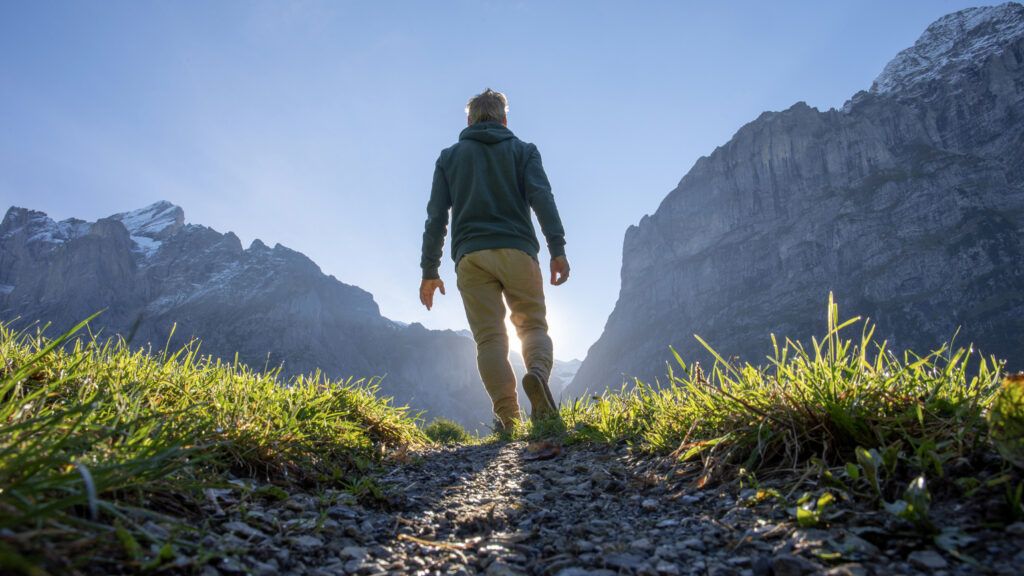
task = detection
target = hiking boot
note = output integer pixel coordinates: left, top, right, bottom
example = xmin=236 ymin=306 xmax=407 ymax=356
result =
xmin=522 ymin=370 xmax=557 ymax=420
xmin=491 ymin=417 xmax=516 ymax=440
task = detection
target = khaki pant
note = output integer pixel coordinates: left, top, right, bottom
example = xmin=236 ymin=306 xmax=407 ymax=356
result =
xmin=456 ymin=248 xmax=553 ymax=427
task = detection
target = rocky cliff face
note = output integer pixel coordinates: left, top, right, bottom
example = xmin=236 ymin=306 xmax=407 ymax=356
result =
xmin=568 ymin=3 xmax=1024 ymax=396
xmin=0 ymin=202 xmax=493 ymax=427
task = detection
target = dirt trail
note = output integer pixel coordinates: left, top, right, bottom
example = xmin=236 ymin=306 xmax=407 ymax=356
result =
xmin=196 ymin=441 xmax=1022 ymax=576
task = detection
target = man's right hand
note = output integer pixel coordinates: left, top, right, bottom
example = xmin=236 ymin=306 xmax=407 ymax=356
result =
xmin=550 ymin=256 xmax=570 ymax=286
xmin=420 ymin=278 xmax=446 ymax=310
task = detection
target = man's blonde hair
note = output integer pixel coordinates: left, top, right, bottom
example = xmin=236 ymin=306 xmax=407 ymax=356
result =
xmin=465 ymin=88 xmax=509 ymax=124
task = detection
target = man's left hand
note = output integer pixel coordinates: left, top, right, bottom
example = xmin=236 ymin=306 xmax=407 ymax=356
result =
xmin=420 ymin=279 xmax=446 ymax=310
xmin=550 ymin=256 xmax=570 ymax=286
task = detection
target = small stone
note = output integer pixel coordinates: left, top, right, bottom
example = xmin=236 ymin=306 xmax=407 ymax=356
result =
xmin=575 ymin=539 xmax=596 ymax=552
xmin=823 ymin=564 xmax=868 ymax=576
xmin=656 ymin=519 xmax=679 ymax=528
xmin=641 ymin=498 xmax=659 ymax=511
xmin=486 ymin=560 xmax=526 ymax=576
xmin=340 ymin=545 xmax=368 ymax=561
xmin=222 ymin=521 xmax=266 ymax=540
xmin=681 ymin=537 xmax=706 ymax=551
xmin=771 ymin=554 xmax=820 ymax=576
xmin=556 ymin=569 xmax=617 ymax=576
xmin=836 ymin=533 xmax=879 ymax=557
xmin=1005 ymin=522 xmax=1024 ymax=536
xmin=287 ymin=535 xmax=323 ymax=550
xmin=216 ymin=557 xmax=245 ymax=574
xmin=656 ymin=560 xmax=681 ymax=575
xmin=326 ymin=505 xmax=358 ymax=520
xmin=344 ymin=559 xmax=366 ymax=573
xmin=629 ymin=537 xmax=653 ymax=551
xmin=908 ymin=550 xmax=948 ymax=570
xmin=654 ymin=544 xmax=676 ymax=558
xmin=727 ymin=555 xmax=751 ymax=566
xmin=284 ymin=496 xmax=313 ymax=512
xmin=248 ymin=560 xmax=279 ymax=576
xmin=605 ymin=552 xmax=647 ymax=571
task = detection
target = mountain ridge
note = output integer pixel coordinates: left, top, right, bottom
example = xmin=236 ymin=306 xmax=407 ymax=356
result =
xmin=567 ymin=2 xmax=1024 ymax=397
xmin=0 ymin=202 xmax=497 ymax=426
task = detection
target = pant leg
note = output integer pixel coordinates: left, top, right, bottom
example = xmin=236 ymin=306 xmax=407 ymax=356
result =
xmin=495 ymin=249 xmax=554 ymax=383
xmin=456 ymin=251 xmax=520 ymax=427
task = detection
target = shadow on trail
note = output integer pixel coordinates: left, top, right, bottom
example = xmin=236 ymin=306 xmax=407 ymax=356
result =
xmin=372 ymin=432 xmax=728 ymax=575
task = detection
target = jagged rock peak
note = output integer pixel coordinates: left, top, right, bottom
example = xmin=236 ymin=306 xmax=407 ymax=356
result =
xmin=1 ymin=207 xmax=91 ymax=243
xmin=871 ymin=2 xmax=1024 ymax=95
xmin=109 ymin=200 xmax=185 ymax=240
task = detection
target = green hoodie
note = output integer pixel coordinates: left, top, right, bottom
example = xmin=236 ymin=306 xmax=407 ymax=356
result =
xmin=420 ymin=121 xmax=566 ymax=280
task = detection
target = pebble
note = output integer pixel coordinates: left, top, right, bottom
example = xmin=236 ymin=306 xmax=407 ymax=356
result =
xmin=680 ymin=537 xmax=706 ymax=551
xmin=908 ymin=549 xmax=948 ymax=570
xmin=286 ymin=535 xmax=323 ymax=550
xmin=656 ymin=560 xmax=681 ymax=575
xmin=222 ymin=521 xmax=266 ymax=540
xmin=340 ymin=545 xmax=368 ymax=561
xmin=823 ymin=564 xmax=868 ymax=576
xmin=1005 ymin=522 xmax=1024 ymax=536
xmin=771 ymin=553 xmax=820 ymax=576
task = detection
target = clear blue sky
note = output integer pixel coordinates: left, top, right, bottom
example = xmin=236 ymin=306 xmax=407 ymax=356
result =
xmin=0 ymin=0 xmax=988 ymax=360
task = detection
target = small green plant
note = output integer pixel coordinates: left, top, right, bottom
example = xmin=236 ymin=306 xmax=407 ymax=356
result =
xmin=794 ymin=491 xmax=835 ymax=527
xmin=423 ymin=417 xmax=473 ymax=445
xmin=989 ymin=375 xmax=1024 ymax=470
xmin=855 ymin=447 xmax=884 ymax=499
xmin=884 ymin=475 xmax=934 ymax=532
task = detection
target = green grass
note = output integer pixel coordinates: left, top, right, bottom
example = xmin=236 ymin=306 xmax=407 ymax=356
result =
xmin=531 ymin=295 xmax=1017 ymax=499
xmin=0 ymin=316 xmax=425 ymax=574
xmin=422 ymin=417 xmax=473 ymax=445
xmin=4 ymin=296 xmax=1021 ymax=571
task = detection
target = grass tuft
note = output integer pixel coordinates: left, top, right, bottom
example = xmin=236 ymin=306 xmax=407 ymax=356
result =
xmin=536 ymin=295 xmax=1008 ymax=493
xmin=423 ymin=417 xmax=473 ymax=445
xmin=0 ymin=317 xmax=424 ymax=572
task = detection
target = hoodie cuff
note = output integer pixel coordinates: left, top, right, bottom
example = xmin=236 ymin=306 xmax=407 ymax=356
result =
xmin=548 ymin=243 xmax=566 ymax=259
xmin=422 ymin=268 xmax=441 ymax=280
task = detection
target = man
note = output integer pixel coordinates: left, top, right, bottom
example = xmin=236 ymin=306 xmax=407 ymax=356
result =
xmin=419 ymin=88 xmax=570 ymax=432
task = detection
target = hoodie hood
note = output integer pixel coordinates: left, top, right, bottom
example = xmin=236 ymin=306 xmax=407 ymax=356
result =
xmin=459 ymin=121 xmax=516 ymax=145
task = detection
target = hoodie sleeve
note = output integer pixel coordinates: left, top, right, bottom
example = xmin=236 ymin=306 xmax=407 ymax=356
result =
xmin=420 ymin=157 xmax=452 ymax=279
xmin=523 ymin=145 xmax=567 ymax=258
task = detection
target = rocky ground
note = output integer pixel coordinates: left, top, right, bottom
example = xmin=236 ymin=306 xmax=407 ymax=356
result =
xmin=190 ymin=441 xmax=1022 ymax=576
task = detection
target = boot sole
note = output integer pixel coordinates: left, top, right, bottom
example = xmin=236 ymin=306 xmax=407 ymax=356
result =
xmin=523 ymin=372 xmax=557 ymax=419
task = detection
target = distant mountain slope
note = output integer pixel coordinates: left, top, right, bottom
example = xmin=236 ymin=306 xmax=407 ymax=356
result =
xmin=568 ymin=3 xmax=1024 ymax=396
xmin=0 ymin=202 xmax=494 ymax=427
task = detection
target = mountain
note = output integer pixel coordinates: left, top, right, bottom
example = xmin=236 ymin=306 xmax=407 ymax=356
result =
xmin=0 ymin=202 xmax=497 ymax=427
xmin=568 ymin=3 xmax=1024 ymax=396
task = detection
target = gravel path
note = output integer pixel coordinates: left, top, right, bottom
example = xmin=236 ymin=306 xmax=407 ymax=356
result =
xmin=196 ymin=441 xmax=1023 ymax=576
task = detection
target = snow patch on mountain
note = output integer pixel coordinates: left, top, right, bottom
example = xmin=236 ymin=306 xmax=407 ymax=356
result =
xmin=1 ymin=209 xmax=93 ymax=245
xmin=871 ymin=2 xmax=1024 ymax=96
xmin=111 ymin=201 xmax=185 ymax=240
xmin=130 ymin=235 xmax=162 ymax=256
xmin=56 ymin=219 xmax=92 ymax=240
